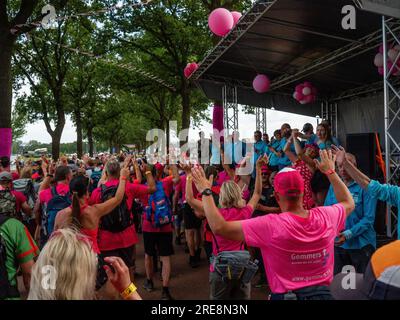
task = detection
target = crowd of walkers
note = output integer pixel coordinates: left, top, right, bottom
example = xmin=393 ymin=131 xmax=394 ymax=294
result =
xmin=1 ymin=120 xmax=399 ymax=300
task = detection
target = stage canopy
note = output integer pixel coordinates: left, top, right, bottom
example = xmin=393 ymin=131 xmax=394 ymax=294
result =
xmin=192 ymin=0 xmax=399 ymax=119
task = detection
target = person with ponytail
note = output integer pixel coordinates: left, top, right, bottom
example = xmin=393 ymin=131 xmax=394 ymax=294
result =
xmin=54 ymin=163 xmax=130 ymax=254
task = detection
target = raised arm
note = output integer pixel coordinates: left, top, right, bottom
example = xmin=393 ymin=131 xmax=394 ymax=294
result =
xmin=283 ymin=137 xmax=298 ymax=164
xmin=292 ymin=130 xmax=316 ymax=169
xmin=332 ymin=145 xmax=371 ymax=189
xmin=134 ymin=159 xmax=142 ymax=184
xmin=248 ymin=155 xmax=268 ymax=209
xmin=185 ymin=174 xmax=205 ymax=218
xmin=315 ymin=150 xmax=355 ymax=217
xmin=93 ymin=166 xmax=129 ymax=217
xmin=191 ymin=166 xmax=244 ymax=241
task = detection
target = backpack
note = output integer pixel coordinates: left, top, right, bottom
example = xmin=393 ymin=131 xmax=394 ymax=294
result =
xmin=41 ymin=187 xmax=71 ymax=241
xmin=146 ymin=181 xmax=172 ymax=228
xmin=0 ymin=190 xmax=17 ymax=218
xmin=0 ymin=215 xmax=20 ymax=299
xmin=89 ymin=170 xmax=102 ymax=194
xmin=100 ymin=184 xmax=132 ymax=233
xmin=13 ymin=179 xmax=37 ymax=210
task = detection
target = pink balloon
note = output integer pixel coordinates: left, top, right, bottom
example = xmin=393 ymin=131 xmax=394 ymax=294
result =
xmin=296 ymin=85 xmax=304 ymax=94
xmin=208 ymin=8 xmax=234 ymax=37
xmin=302 ymin=87 xmax=311 ymax=96
xmin=184 ymin=62 xmax=199 ymax=78
xmin=296 ymin=92 xmax=305 ymax=101
xmin=293 ymin=92 xmax=298 ymax=100
xmin=304 ymin=95 xmax=314 ymax=104
xmin=374 ymin=53 xmax=384 ymax=67
xmin=231 ymin=11 xmax=242 ymax=26
xmin=253 ymin=74 xmax=270 ymax=93
xmin=303 ymin=81 xmax=312 ymax=87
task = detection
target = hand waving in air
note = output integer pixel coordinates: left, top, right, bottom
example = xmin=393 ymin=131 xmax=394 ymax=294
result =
xmin=191 ymin=166 xmax=213 ymax=194
xmin=314 ymin=149 xmax=336 ymax=174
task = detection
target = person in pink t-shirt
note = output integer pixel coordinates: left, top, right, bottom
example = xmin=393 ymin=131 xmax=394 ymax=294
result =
xmin=90 ymin=158 xmax=156 ymax=281
xmin=186 ymin=156 xmax=267 ymax=300
xmin=191 ymin=150 xmax=355 ymax=300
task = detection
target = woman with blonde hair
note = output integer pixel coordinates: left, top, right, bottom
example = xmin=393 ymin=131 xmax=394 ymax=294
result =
xmin=28 ymin=228 xmax=141 ymax=300
xmin=186 ymin=156 xmax=267 ymax=300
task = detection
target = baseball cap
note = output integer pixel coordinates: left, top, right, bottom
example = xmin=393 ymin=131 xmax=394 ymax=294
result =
xmin=302 ymin=123 xmax=313 ymax=133
xmin=261 ymin=165 xmax=271 ymax=175
xmin=155 ymin=163 xmax=164 ymax=172
xmin=0 ymin=171 xmax=12 ymax=181
xmin=274 ymin=167 xmax=304 ymax=197
xmin=330 ymin=240 xmax=400 ymax=300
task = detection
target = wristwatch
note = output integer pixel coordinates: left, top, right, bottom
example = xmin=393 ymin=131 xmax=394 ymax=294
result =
xmin=202 ymin=188 xmax=213 ymax=197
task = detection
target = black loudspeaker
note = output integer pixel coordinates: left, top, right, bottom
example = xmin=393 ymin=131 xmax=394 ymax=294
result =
xmin=347 ymin=133 xmax=388 ymax=236
xmin=346 ymin=133 xmax=378 ymax=179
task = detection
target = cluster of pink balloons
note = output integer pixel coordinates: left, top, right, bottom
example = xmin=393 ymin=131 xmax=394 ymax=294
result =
xmin=374 ymin=43 xmax=400 ymax=76
xmin=184 ymin=62 xmax=199 ymax=78
xmin=208 ymin=8 xmax=242 ymax=37
xmin=293 ymin=82 xmax=317 ymax=105
xmin=253 ymin=74 xmax=270 ymax=93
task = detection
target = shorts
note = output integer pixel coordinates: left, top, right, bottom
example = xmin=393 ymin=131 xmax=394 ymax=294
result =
xmin=183 ymin=203 xmax=202 ymax=229
xmin=143 ymin=232 xmax=174 ymax=257
xmin=101 ymin=245 xmax=135 ymax=268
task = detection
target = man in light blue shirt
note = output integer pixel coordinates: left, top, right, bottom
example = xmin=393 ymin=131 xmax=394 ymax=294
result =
xmin=333 ymin=145 xmax=400 ymax=239
xmin=325 ymin=154 xmax=377 ymax=274
xmin=267 ymin=130 xmax=281 ymax=171
xmin=224 ymin=131 xmax=246 ymax=166
xmin=277 ymin=123 xmax=295 ymax=169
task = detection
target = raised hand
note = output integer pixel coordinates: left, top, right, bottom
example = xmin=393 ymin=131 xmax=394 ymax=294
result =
xmin=103 ymin=256 xmax=132 ymax=293
xmin=331 ymin=145 xmax=346 ymax=167
xmin=256 ymin=154 xmax=269 ymax=169
xmin=191 ymin=166 xmax=212 ymax=194
xmin=314 ymin=149 xmax=336 ymax=174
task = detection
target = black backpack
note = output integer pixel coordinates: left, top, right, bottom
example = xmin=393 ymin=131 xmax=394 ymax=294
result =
xmin=12 ymin=179 xmax=37 ymax=210
xmin=0 ymin=215 xmax=20 ymax=299
xmin=100 ymin=184 xmax=132 ymax=233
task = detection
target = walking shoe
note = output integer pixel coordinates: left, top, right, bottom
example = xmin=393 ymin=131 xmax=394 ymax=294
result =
xmin=195 ymin=247 xmax=202 ymax=262
xmin=143 ymin=279 xmax=154 ymax=292
xmin=189 ymin=255 xmax=200 ymax=268
xmin=161 ymin=288 xmax=174 ymax=300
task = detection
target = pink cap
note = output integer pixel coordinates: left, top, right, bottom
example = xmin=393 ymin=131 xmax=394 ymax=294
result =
xmin=274 ymin=168 xmax=304 ymax=197
xmin=32 ymin=173 xmax=40 ymax=180
xmin=155 ymin=163 xmax=164 ymax=172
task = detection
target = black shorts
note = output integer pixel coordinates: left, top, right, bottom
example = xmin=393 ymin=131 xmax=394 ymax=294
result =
xmin=183 ymin=203 xmax=202 ymax=229
xmin=101 ymin=245 xmax=135 ymax=268
xmin=143 ymin=232 xmax=174 ymax=257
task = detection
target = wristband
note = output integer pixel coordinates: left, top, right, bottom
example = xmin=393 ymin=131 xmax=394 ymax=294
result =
xmin=121 ymin=176 xmax=128 ymax=181
xmin=145 ymin=171 xmax=152 ymax=175
xmin=120 ymin=283 xmax=137 ymax=300
xmin=323 ymin=169 xmax=335 ymax=176
xmin=46 ymin=174 xmax=54 ymax=178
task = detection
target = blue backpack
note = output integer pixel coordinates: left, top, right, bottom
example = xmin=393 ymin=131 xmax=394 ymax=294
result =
xmin=146 ymin=181 xmax=172 ymax=228
xmin=41 ymin=187 xmax=71 ymax=243
xmin=89 ymin=170 xmax=102 ymax=193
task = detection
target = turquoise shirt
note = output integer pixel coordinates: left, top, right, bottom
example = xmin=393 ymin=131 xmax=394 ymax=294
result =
xmin=325 ymin=182 xmax=377 ymax=249
xmin=268 ymin=139 xmax=281 ymax=167
xmin=367 ymin=180 xmax=400 ymax=239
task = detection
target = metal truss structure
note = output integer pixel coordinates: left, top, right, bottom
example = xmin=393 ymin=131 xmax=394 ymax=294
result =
xmin=382 ymin=17 xmax=400 ymax=238
xmin=223 ymin=86 xmax=239 ymax=136
xmin=271 ymin=19 xmax=400 ymax=91
xmin=190 ymin=0 xmax=277 ymax=81
xmin=256 ymin=107 xmax=267 ymax=133
xmin=320 ymin=101 xmax=338 ymax=137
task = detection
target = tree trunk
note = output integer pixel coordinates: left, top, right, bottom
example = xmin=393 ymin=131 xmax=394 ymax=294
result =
xmin=166 ymin=119 xmax=170 ymax=158
xmin=75 ymin=110 xmax=83 ymax=159
xmin=0 ymin=38 xmax=14 ymax=157
xmin=181 ymin=84 xmax=191 ymax=146
xmin=87 ymin=126 xmax=94 ymax=157
xmin=51 ymin=131 xmax=62 ymax=162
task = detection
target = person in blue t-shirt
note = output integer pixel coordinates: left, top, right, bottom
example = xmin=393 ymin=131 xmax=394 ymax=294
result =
xmin=333 ymin=145 xmax=400 ymax=240
xmin=298 ymin=123 xmax=317 ymax=145
xmin=316 ymin=122 xmax=339 ymax=150
xmin=224 ymin=131 xmax=246 ymax=166
xmin=277 ymin=123 xmax=295 ymax=170
xmin=267 ymin=130 xmax=281 ymax=171
xmin=252 ymin=131 xmax=267 ymax=175
xmin=324 ymin=153 xmax=377 ymax=274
